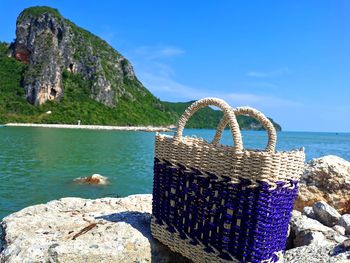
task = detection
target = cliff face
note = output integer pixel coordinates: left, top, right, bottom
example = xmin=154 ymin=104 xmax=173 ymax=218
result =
xmin=13 ymin=7 xmax=139 ymax=106
xmin=0 ymin=6 xmax=282 ymax=129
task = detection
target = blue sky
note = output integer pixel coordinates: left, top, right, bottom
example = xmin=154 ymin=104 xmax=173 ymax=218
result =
xmin=1 ymin=1 xmax=349 ymax=132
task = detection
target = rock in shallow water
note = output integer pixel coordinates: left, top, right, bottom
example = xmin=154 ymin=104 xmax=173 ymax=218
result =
xmin=73 ymin=174 xmax=109 ymax=185
xmin=0 ymin=194 xmax=189 ymax=263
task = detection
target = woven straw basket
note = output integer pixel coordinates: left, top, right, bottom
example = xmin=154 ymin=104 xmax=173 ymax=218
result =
xmin=151 ymin=98 xmax=305 ymax=263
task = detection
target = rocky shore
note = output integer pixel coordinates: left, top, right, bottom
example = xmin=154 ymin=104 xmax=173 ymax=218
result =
xmin=1 ymin=155 xmax=349 ymax=262
xmin=4 ymin=123 xmax=171 ymax=132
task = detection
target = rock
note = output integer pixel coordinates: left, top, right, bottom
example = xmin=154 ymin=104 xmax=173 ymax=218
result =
xmin=290 ymin=213 xmax=335 ymax=236
xmin=302 ymin=206 xmax=316 ymax=219
xmin=284 ymin=243 xmax=350 ymax=263
xmin=0 ymin=194 xmax=189 ymax=263
xmin=289 ymin=212 xmax=347 ymax=245
xmin=340 ymin=238 xmax=350 ymax=250
xmin=13 ymin=7 xmax=138 ymax=106
xmin=337 ymin=214 xmax=350 ymax=235
xmin=291 ymin=209 xmax=302 ymax=218
xmin=293 ymin=230 xmax=327 ymax=247
xmin=295 ymin=155 xmax=350 ymax=214
xmin=313 ymin=201 xmax=341 ymax=227
xmin=73 ymin=174 xmax=109 ymax=185
xmin=333 ymin=225 xmax=346 ymax=236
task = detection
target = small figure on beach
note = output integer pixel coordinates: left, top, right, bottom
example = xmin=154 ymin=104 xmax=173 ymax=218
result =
xmin=73 ymin=174 xmax=109 ymax=185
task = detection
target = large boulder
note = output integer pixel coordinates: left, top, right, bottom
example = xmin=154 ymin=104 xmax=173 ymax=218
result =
xmin=288 ymin=211 xmax=347 ymax=247
xmin=0 ymin=194 xmax=189 ymax=263
xmin=1 ymin=194 xmax=349 ymax=263
xmin=313 ymin=201 xmax=341 ymax=227
xmin=295 ymin=155 xmax=350 ymax=214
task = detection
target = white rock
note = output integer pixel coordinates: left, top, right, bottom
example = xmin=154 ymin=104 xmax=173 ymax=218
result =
xmin=302 ymin=206 xmax=316 ymax=219
xmin=333 ymin=225 xmax=346 ymax=236
xmin=0 ymin=194 xmax=189 ymax=263
xmin=284 ymin=243 xmax=350 ymax=263
xmin=291 ymin=210 xmax=302 ymax=218
xmin=313 ymin=201 xmax=341 ymax=227
xmin=337 ymin=214 xmax=350 ymax=235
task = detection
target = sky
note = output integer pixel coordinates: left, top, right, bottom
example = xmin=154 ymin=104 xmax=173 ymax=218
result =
xmin=0 ymin=1 xmax=349 ymax=132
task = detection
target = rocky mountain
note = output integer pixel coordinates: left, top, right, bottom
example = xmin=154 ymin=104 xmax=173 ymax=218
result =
xmin=0 ymin=6 xmax=281 ymax=130
xmin=13 ymin=6 xmax=144 ymax=106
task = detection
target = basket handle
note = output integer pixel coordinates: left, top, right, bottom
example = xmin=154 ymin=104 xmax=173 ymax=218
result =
xmin=174 ymin=98 xmax=244 ymax=152
xmin=211 ymin=107 xmax=277 ymax=152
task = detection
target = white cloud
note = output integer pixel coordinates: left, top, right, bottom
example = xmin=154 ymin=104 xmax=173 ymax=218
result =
xmin=246 ymin=67 xmax=290 ymax=78
xmin=134 ymin=45 xmax=185 ymax=60
xmin=137 ymin=71 xmax=299 ymax=110
xmin=223 ymin=93 xmax=300 ymax=108
xmin=138 ymin=72 xmax=208 ymax=100
xmin=129 ymin=45 xmax=298 ymax=113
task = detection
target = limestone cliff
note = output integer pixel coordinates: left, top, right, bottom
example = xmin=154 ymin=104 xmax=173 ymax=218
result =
xmin=13 ymin=6 xmax=140 ymax=106
xmin=0 ymin=6 xmax=282 ymax=129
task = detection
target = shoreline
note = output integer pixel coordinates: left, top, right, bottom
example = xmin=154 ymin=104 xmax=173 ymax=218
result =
xmin=4 ymin=123 xmax=172 ymax=132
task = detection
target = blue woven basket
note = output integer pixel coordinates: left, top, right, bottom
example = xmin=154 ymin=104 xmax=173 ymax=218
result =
xmin=151 ymin=98 xmax=305 ymax=263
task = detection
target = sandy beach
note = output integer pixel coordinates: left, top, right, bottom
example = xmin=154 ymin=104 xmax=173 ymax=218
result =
xmin=4 ymin=123 xmax=172 ymax=132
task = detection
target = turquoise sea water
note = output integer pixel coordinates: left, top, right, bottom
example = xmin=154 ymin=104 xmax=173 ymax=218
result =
xmin=0 ymin=127 xmax=349 ymax=219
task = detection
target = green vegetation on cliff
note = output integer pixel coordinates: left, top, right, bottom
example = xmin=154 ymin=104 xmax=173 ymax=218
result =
xmin=17 ymin=6 xmax=62 ymax=23
xmin=0 ymin=41 xmax=281 ymax=129
xmin=0 ymin=45 xmax=174 ymax=125
xmin=0 ymin=6 xmax=282 ymax=130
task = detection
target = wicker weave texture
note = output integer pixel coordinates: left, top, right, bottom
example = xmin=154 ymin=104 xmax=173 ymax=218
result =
xmin=151 ymin=98 xmax=305 ymax=263
xmin=151 ymin=219 xmax=284 ymax=263
xmin=156 ymin=135 xmax=304 ymax=187
xmin=152 ymin=158 xmax=298 ymax=263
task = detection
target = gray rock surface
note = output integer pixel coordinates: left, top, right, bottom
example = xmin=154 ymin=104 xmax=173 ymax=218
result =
xmin=293 ymin=230 xmax=327 ymax=247
xmin=0 ymin=194 xmax=189 ymax=263
xmin=313 ymin=201 xmax=341 ymax=227
xmin=284 ymin=243 xmax=350 ymax=263
xmin=289 ymin=211 xmax=347 ymax=247
xmin=1 ymin=194 xmax=349 ymax=263
xmin=337 ymin=215 xmax=350 ymax=235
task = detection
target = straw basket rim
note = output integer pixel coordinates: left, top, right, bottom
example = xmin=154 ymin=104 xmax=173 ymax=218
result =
xmin=156 ymin=133 xmax=305 ymax=157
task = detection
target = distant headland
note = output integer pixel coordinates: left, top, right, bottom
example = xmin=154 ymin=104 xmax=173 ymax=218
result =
xmin=0 ymin=6 xmax=281 ymax=131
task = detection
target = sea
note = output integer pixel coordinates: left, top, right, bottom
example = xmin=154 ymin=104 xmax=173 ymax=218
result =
xmin=0 ymin=127 xmax=349 ymax=219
